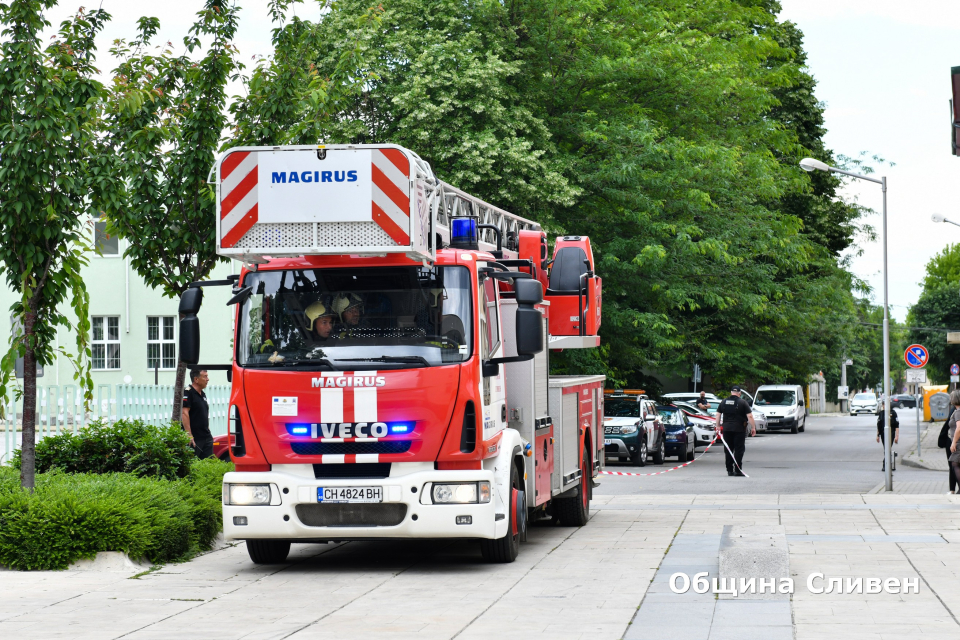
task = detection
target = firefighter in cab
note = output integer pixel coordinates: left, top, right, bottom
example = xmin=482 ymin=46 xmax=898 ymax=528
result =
xmin=306 ymin=296 xmax=338 ymax=343
xmin=334 ymin=292 xmax=366 ymax=336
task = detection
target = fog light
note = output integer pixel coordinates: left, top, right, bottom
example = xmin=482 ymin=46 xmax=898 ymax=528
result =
xmin=433 ymin=483 xmax=478 ymax=504
xmin=456 ymin=515 xmax=472 ymax=525
xmin=233 ymin=516 xmax=248 ymax=526
xmin=227 ymin=484 xmax=271 ymax=506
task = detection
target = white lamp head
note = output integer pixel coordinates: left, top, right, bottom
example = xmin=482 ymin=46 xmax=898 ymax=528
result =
xmin=932 ymin=214 xmax=945 ymax=224
xmin=799 ymin=157 xmax=830 ymax=173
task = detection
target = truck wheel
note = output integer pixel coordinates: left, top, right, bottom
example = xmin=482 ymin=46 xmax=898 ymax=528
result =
xmin=480 ymin=462 xmax=522 ymax=563
xmin=246 ymin=539 xmax=291 ymax=564
xmin=652 ymin=437 xmax=665 ymax=465
xmin=631 ymin=439 xmax=647 ymax=467
xmin=557 ymin=443 xmax=590 ymax=526
xmin=790 ymin=422 xmax=798 ymax=434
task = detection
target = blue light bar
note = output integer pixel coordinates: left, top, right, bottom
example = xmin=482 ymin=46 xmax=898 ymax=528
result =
xmin=450 ymin=217 xmax=479 ymax=250
xmin=389 ymin=423 xmax=412 ymax=434
xmin=288 ymin=425 xmax=310 ymax=436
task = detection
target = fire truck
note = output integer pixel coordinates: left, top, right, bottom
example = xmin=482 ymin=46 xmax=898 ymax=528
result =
xmin=179 ymin=144 xmax=605 ymax=563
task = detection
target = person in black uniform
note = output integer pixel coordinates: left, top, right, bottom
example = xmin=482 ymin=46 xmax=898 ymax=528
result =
xmin=182 ymin=369 xmax=212 ymax=459
xmin=876 ymin=405 xmax=899 ymax=471
xmin=715 ymin=385 xmax=756 ymax=476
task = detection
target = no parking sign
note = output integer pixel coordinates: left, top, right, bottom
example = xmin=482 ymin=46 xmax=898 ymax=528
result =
xmin=904 ymin=344 xmax=929 ymax=369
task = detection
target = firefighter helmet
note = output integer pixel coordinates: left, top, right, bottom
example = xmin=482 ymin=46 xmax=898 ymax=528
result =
xmin=333 ymin=292 xmax=364 ymax=318
xmin=305 ymin=297 xmax=337 ymax=324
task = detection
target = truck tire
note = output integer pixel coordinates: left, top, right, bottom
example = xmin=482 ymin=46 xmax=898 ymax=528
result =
xmin=790 ymin=422 xmax=798 ymax=434
xmin=557 ymin=443 xmax=590 ymax=526
xmin=246 ymin=539 xmax=291 ymax=564
xmin=631 ymin=439 xmax=647 ymax=467
xmin=652 ymin=437 xmax=665 ymax=465
xmin=480 ymin=462 xmax=522 ymax=563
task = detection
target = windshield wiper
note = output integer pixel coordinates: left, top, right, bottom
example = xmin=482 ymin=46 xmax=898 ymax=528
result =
xmin=335 ymin=355 xmax=430 ymax=366
xmin=248 ymin=358 xmax=336 ymax=369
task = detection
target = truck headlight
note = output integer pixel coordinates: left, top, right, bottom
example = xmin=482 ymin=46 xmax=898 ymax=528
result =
xmin=225 ymin=484 xmax=271 ymax=506
xmin=432 ymin=482 xmax=491 ymax=504
xmin=620 ymin=424 xmax=638 ymax=435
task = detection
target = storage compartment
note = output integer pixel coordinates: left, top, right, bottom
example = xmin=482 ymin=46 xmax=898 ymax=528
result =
xmin=548 ymin=375 xmax=605 ymax=496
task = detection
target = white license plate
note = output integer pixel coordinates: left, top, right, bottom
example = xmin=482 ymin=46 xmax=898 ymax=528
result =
xmin=318 ymin=486 xmax=383 ymax=503
xmin=604 ymin=439 xmax=614 ymax=445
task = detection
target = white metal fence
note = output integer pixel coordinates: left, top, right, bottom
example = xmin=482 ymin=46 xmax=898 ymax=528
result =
xmin=2 ymin=383 xmax=230 ymax=464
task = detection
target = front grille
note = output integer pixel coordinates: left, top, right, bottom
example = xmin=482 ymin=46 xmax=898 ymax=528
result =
xmin=604 ymin=425 xmax=621 ymax=434
xmin=292 ymin=441 xmax=412 ymax=455
xmin=313 ymin=463 xmax=391 ymax=479
xmin=295 ymin=503 xmax=407 ymax=527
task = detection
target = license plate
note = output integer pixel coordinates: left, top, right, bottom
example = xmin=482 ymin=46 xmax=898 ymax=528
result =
xmin=318 ymin=486 xmax=383 ymax=503
xmin=604 ymin=439 xmax=614 ymax=445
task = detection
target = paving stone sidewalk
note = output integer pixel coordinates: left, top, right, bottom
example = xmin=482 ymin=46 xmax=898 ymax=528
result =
xmin=902 ymin=424 xmax=950 ymax=472
xmin=2 ymin=493 xmax=959 ymax=640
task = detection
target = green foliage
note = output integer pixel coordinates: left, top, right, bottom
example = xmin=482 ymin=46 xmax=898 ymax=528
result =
xmin=11 ymin=419 xmax=194 ymax=481
xmin=0 ymin=462 xmax=231 ymax=570
xmin=907 ymin=284 xmax=960 ymax=384
xmin=921 ymin=244 xmax=960 ymax=292
xmin=0 ymin=0 xmax=106 ymax=486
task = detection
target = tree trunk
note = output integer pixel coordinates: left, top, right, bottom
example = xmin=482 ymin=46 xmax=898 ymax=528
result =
xmin=172 ymin=358 xmax=187 ymax=424
xmin=20 ymin=310 xmax=37 ymax=491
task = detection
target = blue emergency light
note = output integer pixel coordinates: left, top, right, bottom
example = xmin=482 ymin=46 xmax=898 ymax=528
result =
xmin=389 ymin=423 xmax=412 ymax=434
xmin=450 ymin=217 xmax=479 ymax=250
xmin=288 ymin=425 xmax=310 ymax=436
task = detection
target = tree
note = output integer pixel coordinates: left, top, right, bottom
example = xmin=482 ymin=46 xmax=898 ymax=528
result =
xmin=0 ymin=1 xmax=106 ymax=488
xmin=921 ymin=243 xmax=960 ymax=291
xmin=95 ymin=0 xmax=240 ymax=421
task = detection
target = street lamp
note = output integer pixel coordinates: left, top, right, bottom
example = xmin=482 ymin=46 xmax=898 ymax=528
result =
xmin=800 ymin=158 xmax=892 ymax=491
xmin=931 ymin=213 xmax=960 ymax=228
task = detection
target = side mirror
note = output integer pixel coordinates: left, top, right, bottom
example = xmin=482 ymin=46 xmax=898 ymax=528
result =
xmin=482 ymin=360 xmax=499 ymax=378
xmin=515 ymin=305 xmax=543 ymax=355
xmin=514 ymin=278 xmax=543 ymax=305
xmin=179 ymin=287 xmax=203 ymax=365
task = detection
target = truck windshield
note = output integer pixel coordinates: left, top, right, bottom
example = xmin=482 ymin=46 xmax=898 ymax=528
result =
xmin=237 ymin=266 xmax=473 ymax=370
xmin=755 ymin=390 xmax=796 ymax=406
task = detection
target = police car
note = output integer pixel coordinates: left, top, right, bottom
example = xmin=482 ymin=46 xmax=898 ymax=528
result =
xmin=602 ymin=390 xmax=666 ymax=466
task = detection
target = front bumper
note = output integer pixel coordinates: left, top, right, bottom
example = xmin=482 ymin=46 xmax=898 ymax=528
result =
xmin=764 ymin=416 xmax=798 ymax=429
xmin=664 ymin=438 xmax=689 ymax=454
xmin=603 ymin=433 xmax=640 ymax=459
xmin=850 ymin=406 xmax=878 ymax=415
xmin=222 ymin=467 xmax=499 ymax=541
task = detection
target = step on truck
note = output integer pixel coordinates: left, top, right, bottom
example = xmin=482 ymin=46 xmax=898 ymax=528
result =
xmin=179 ymin=144 xmax=605 ymax=563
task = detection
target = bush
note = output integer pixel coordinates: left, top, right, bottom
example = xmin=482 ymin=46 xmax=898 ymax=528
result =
xmin=12 ymin=419 xmax=193 ymax=480
xmin=0 ymin=459 xmax=234 ymax=571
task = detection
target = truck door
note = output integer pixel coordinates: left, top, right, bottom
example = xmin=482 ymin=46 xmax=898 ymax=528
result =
xmin=478 ymin=275 xmax=506 ymax=441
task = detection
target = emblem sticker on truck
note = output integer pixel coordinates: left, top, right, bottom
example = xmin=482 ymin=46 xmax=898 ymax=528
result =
xmin=272 ymin=396 xmax=298 ymax=416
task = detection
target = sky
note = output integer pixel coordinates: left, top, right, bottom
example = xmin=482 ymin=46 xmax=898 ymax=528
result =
xmin=35 ymin=1 xmax=959 ymax=322
xmin=780 ymin=0 xmax=960 ymax=322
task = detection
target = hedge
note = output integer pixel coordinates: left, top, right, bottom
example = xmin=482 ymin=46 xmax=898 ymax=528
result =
xmin=12 ymin=419 xmax=194 ymax=480
xmin=0 ymin=459 xmax=232 ymax=571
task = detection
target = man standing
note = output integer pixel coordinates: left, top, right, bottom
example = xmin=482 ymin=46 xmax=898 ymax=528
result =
xmin=716 ymin=385 xmax=756 ymax=476
xmin=182 ymin=369 xmax=212 ymax=459
xmin=696 ymin=391 xmax=711 ymax=413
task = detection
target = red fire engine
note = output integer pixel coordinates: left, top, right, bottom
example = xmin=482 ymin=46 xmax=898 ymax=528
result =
xmin=179 ymin=144 xmax=604 ymax=563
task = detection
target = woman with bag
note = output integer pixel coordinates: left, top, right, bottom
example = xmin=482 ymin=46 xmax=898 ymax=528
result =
xmin=945 ymin=391 xmax=960 ymax=493
xmin=939 ymin=401 xmax=957 ymax=493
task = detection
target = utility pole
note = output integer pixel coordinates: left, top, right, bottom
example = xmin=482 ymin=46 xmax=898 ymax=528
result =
xmin=840 ymin=357 xmax=852 ymax=414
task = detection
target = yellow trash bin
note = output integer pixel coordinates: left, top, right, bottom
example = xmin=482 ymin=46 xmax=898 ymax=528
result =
xmin=922 ymin=385 xmax=948 ymax=422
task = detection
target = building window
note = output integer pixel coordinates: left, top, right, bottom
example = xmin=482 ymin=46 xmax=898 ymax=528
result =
xmin=94 ymin=214 xmax=119 ymax=256
xmin=92 ymin=316 xmax=121 ymax=370
xmin=147 ymin=316 xmax=177 ymax=370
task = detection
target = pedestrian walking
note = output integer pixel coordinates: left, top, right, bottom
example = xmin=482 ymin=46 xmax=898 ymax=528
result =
xmin=182 ymin=368 xmax=212 ymax=459
xmin=715 ymin=385 xmax=756 ymax=476
xmin=876 ymin=405 xmax=899 ymax=471
xmin=946 ymin=391 xmax=960 ymax=492
xmin=939 ymin=403 xmax=957 ymax=493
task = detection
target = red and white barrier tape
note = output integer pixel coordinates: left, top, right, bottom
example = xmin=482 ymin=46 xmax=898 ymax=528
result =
xmin=599 ymin=430 xmax=752 ymax=477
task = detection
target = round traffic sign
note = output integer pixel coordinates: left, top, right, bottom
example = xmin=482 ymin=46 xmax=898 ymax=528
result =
xmin=952 ymin=364 xmax=959 ymax=376
xmin=904 ymin=344 xmax=929 ymax=369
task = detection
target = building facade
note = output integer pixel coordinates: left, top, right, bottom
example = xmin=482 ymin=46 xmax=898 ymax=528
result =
xmin=0 ymin=219 xmax=236 ymax=391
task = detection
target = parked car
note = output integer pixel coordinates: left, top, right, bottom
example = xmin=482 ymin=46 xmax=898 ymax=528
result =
xmin=672 ymin=401 xmax=718 ymax=446
xmin=754 ymin=384 xmax=807 ymax=433
xmin=890 ymin=394 xmax=917 ymax=409
xmin=663 ymin=392 xmax=718 ymax=413
xmin=848 ymin=392 xmax=879 ymax=416
xmin=213 ymin=433 xmax=233 ymax=462
xmin=603 ymin=391 xmax=666 ymax=466
xmin=657 ymin=404 xmax=696 ymax=461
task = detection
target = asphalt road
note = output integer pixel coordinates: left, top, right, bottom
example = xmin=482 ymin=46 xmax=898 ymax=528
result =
xmin=597 ymin=413 xmax=946 ymax=495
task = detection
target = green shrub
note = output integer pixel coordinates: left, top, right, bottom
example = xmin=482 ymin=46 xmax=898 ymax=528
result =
xmin=12 ymin=419 xmax=193 ymax=480
xmin=0 ymin=459 xmax=234 ymax=571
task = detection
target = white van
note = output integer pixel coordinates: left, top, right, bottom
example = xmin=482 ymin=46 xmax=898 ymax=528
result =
xmin=753 ymin=385 xmax=806 ymax=433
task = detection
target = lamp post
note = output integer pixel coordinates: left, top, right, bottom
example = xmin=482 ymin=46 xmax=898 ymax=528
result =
xmin=800 ymin=158 xmax=892 ymax=491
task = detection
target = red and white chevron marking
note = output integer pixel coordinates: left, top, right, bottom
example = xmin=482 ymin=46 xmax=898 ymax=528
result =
xmin=371 ymin=148 xmax=411 ymax=245
xmin=600 ymin=433 xmax=720 ymax=477
xmin=220 ymin=151 xmax=259 ymax=248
